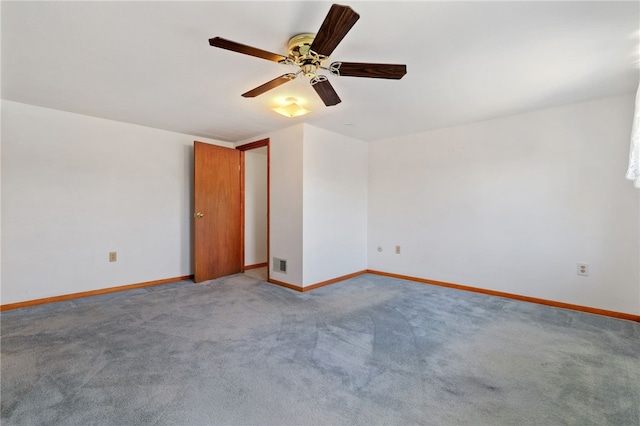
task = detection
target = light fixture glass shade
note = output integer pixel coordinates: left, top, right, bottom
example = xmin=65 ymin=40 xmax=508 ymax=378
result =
xmin=272 ymin=100 xmax=310 ymax=118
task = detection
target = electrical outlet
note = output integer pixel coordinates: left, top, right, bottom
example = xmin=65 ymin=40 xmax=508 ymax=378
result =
xmin=577 ymin=262 xmax=588 ymax=276
xmin=109 ymin=252 xmax=117 ymax=262
xmin=395 ymin=245 xmax=401 ymax=254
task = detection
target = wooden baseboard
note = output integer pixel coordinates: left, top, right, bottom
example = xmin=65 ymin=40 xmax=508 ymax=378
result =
xmin=366 ymin=270 xmax=640 ymax=322
xmin=268 ymin=270 xmax=367 ymax=293
xmin=0 ymin=275 xmax=193 ymax=312
xmin=267 ymin=279 xmax=304 ymax=292
xmin=8 ymin=269 xmax=634 ymax=322
xmin=244 ymin=262 xmax=268 ymax=270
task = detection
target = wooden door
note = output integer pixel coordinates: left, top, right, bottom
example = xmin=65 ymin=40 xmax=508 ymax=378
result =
xmin=194 ymin=141 xmax=241 ymax=282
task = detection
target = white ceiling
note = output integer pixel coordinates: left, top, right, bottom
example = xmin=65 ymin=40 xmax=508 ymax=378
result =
xmin=2 ymin=1 xmax=638 ymax=142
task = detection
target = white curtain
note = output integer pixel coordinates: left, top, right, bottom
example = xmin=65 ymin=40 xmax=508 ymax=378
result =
xmin=626 ymin=82 xmax=640 ymax=188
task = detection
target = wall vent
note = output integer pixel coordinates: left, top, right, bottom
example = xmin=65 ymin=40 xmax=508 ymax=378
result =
xmin=273 ymin=257 xmax=287 ymax=273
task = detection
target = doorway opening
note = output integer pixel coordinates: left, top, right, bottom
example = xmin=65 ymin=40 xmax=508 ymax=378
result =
xmin=237 ymin=139 xmax=270 ymax=281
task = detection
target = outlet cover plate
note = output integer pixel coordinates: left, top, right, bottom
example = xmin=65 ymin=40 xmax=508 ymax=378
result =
xmin=577 ymin=262 xmax=589 ymax=276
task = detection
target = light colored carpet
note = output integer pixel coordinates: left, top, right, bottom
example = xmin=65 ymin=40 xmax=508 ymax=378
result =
xmin=2 ymin=269 xmax=639 ymax=425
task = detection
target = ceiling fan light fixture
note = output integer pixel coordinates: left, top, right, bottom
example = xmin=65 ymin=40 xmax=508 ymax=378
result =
xmin=209 ymin=4 xmax=406 ymax=107
xmin=272 ymin=97 xmax=310 ymax=118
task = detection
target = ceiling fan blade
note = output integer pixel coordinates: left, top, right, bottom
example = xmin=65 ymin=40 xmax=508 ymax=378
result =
xmin=310 ymin=4 xmax=360 ymax=57
xmin=242 ymin=74 xmax=296 ymax=98
xmin=311 ymin=76 xmax=341 ymax=106
xmin=330 ymin=62 xmax=407 ymax=79
xmin=209 ymin=37 xmax=287 ymax=63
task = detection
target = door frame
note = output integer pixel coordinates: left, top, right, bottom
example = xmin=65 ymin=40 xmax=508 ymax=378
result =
xmin=236 ymin=138 xmax=270 ymax=280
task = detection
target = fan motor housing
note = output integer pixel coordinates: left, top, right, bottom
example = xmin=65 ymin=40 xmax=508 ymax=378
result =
xmin=286 ymin=33 xmax=328 ymax=77
xmin=287 ymin=33 xmax=315 ymax=57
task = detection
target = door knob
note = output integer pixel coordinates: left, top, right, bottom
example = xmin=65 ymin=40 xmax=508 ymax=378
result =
xmin=195 ymin=212 xmax=204 ymax=218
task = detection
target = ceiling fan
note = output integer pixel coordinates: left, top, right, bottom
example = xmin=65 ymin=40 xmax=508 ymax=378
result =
xmin=208 ymin=3 xmax=407 ymax=107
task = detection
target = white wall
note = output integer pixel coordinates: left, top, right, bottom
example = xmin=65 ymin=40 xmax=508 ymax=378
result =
xmin=237 ymin=123 xmax=367 ymax=288
xmin=1 ymin=101 xmax=232 ymax=304
xmin=302 ymin=125 xmax=368 ymax=286
xmin=244 ymin=150 xmax=268 ymax=266
xmin=368 ymin=94 xmax=639 ymax=315
xmin=240 ymin=125 xmax=305 ymax=286
xmin=6 ymin=95 xmax=636 ymax=314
